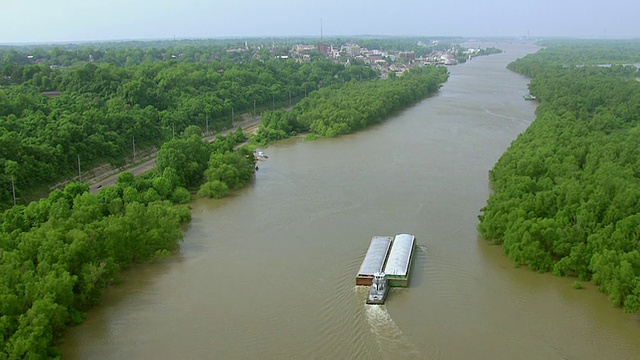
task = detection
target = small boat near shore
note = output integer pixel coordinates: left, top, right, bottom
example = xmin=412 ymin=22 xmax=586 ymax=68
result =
xmin=254 ymin=150 xmax=269 ymax=160
xmin=523 ymin=94 xmax=537 ymax=100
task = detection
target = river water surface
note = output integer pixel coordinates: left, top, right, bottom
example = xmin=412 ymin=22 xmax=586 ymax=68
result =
xmin=61 ymin=43 xmax=640 ymax=359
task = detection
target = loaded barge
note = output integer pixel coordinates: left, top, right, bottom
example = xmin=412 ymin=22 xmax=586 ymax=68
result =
xmin=383 ymin=233 xmax=416 ymax=287
xmin=356 ymin=234 xmax=417 ymax=304
xmin=356 ymin=236 xmax=393 ymax=286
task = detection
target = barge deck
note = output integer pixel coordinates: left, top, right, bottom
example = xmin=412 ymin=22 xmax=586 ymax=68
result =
xmin=356 ymin=236 xmax=393 ymax=286
xmin=383 ymin=234 xmax=416 ymax=287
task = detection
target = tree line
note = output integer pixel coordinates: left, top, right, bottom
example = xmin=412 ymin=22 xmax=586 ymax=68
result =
xmin=478 ymin=41 xmax=640 ymax=313
xmin=252 ymin=65 xmax=449 ymax=143
xmin=0 ymin=39 xmax=292 ymax=70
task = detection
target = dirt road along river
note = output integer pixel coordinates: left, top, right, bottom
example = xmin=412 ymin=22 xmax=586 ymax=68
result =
xmin=88 ymin=118 xmax=261 ymax=194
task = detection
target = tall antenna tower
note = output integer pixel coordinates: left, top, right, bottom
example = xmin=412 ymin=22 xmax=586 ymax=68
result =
xmin=320 ymin=18 xmax=323 ymax=42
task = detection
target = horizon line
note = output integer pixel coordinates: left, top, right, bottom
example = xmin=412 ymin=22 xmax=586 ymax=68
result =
xmin=1 ymin=34 xmax=638 ymax=47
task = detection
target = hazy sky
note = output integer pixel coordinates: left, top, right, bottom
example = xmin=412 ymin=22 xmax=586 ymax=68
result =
xmin=2 ymin=0 xmax=637 ymax=44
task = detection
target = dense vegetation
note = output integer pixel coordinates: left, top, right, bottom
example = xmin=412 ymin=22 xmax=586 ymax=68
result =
xmin=0 ymin=122 xmax=256 ymax=358
xmin=0 ymin=175 xmax=190 ymax=358
xmin=0 ymin=43 xmax=382 ymax=210
xmin=1 ymin=39 xmax=276 ymax=68
xmin=253 ymin=65 xmax=449 ymax=142
xmin=535 ymin=39 xmax=640 ymax=66
xmin=478 ymin=41 xmax=640 ymax=313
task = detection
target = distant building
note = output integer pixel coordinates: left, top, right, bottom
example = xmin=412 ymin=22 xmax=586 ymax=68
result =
xmin=399 ymin=51 xmax=415 ymax=61
xmin=294 ymin=44 xmax=316 ymax=55
xmin=368 ymin=55 xmax=385 ymax=65
xmin=341 ymin=44 xmax=361 ymax=57
xmin=317 ymin=42 xmax=328 ymax=56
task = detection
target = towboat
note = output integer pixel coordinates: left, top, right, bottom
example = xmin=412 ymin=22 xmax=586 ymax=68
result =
xmin=366 ymin=272 xmax=389 ymax=305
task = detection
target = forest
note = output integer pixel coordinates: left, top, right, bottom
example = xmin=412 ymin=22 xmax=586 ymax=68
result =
xmin=478 ymin=41 xmax=640 ymax=313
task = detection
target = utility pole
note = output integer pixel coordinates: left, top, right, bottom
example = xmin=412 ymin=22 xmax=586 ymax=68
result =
xmin=231 ymin=107 xmax=234 ymax=124
xmin=272 ymin=94 xmax=275 ymax=110
xmin=10 ymin=176 xmax=15 ymax=206
xmin=289 ymin=90 xmax=292 ymax=106
xmin=253 ymin=100 xmax=256 ymax=117
xmin=206 ymin=114 xmax=209 ymax=133
xmin=132 ymin=135 xmax=136 ymax=162
xmin=77 ymin=154 xmax=81 ymax=182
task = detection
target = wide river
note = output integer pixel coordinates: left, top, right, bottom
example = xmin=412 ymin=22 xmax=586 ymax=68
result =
xmin=62 ymin=43 xmax=640 ymax=359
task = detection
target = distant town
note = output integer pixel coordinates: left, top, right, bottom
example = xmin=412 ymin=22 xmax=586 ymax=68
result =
xmin=225 ymin=39 xmax=502 ymax=78
xmin=6 ymin=37 xmax=503 ymax=84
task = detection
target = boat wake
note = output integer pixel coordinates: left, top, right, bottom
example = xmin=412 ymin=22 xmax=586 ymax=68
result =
xmin=481 ymin=106 xmax=532 ymax=126
xmin=364 ymin=303 xmax=421 ymax=358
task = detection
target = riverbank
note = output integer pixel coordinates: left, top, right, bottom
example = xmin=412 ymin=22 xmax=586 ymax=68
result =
xmin=479 ymin=41 xmax=640 ymax=314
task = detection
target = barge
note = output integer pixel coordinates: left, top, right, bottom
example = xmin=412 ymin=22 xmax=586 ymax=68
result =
xmin=383 ymin=234 xmax=416 ymax=287
xmin=356 ymin=233 xmax=417 ymax=304
xmin=356 ymin=236 xmax=393 ymax=286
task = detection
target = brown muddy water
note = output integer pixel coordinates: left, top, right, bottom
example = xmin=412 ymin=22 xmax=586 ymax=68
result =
xmin=61 ymin=43 xmax=640 ymax=359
